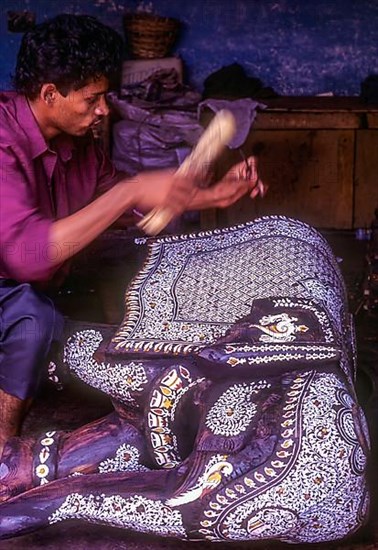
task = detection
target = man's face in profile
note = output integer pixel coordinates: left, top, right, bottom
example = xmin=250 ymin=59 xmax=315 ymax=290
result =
xmin=51 ymin=76 xmax=110 ymax=137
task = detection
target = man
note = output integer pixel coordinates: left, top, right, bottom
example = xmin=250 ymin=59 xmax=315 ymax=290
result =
xmin=0 ymin=14 xmax=264 ymax=458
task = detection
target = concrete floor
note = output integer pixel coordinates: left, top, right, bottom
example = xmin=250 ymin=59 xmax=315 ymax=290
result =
xmin=0 ymin=227 xmax=377 ymax=550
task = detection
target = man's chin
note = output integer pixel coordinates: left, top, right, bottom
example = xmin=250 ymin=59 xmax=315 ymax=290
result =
xmin=62 ymin=126 xmax=93 ymax=137
xmin=71 ymin=127 xmax=91 ymax=136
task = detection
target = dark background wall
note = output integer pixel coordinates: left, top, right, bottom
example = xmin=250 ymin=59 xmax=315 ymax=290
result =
xmin=1 ymin=0 xmax=377 ymax=95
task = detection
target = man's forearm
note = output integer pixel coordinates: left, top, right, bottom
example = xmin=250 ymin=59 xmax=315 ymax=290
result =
xmin=49 ymin=179 xmax=136 ymax=266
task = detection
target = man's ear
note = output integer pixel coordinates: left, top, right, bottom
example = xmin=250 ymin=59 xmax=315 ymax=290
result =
xmin=40 ymin=83 xmax=58 ymax=105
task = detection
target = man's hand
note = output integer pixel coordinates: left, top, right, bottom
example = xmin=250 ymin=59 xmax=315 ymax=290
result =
xmin=124 ymin=169 xmax=198 ymax=217
xmin=223 ymin=156 xmax=267 ymax=199
xmin=188 ymin=155 xmax=267 ymax=210
xmin=121 ymin=156 xmax=267 ymax=235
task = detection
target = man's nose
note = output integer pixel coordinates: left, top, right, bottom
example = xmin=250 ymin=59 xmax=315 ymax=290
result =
xmin=94 ymin=96 xmax=109 ymax=117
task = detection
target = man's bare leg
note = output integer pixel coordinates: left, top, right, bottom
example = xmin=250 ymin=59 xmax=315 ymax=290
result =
xmin=0 ymin=390 xmax=35 ymax=503
xmin=0 ymin=389 xmax=30 ymax=458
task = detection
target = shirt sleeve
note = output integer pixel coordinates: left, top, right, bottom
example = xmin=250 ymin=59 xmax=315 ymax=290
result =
xmin=92 ymin=140 xmax=137 ymax=226
xmin=0 ymin=143 xmax=57 ymax=282
xmin=93 ymin=140 xmax=126 ymax=197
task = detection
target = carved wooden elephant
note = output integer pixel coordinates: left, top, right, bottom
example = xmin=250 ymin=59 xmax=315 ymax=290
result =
xmin=0 ymin=216 xmax=371 ymax=544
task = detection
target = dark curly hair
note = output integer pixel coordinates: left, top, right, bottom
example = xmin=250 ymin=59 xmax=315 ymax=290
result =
xmin=13 ymin=14 xmax=123 ymax=98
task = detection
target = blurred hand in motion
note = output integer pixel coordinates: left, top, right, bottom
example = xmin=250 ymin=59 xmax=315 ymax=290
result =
xmin=125 ymin=155 xmax=267 ymax=234
xmin=123 ymin=169 xmax=199 ymax=217
xmin=188 ymin=155 xmax=267 ymax=210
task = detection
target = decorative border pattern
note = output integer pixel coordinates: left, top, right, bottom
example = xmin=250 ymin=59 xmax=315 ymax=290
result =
xmin=33 ymin=431 xmax=58 ymax=486
xmin=147 ymin=365 xmax=205 ymax=468
xmin=200 ymin=343 xmax=339 ymax=368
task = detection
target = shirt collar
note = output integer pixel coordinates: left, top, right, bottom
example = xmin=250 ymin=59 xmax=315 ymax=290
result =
xmin=15 ymin=94 xmax=74 ymax=162
xmin=51 ymin=133 xmax=75 ymax=162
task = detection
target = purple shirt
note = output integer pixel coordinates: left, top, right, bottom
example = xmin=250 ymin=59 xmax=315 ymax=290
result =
xmin=0 ymin=93 xmax=121 ymax=285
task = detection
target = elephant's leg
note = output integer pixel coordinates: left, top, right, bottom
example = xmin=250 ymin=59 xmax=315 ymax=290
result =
xmin=57 ymin=409 xmax=150 ymax=478
xmin=0 ymin=465 xmax=188 ymax=540
xmin=0 ymin=410 xmax=148 ymax=503
xmin=0 ymin=365 xmax=209 ymax=540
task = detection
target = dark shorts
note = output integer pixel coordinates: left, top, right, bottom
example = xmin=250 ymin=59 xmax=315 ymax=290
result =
xmin=0 ymin=279 xmax=64 ymax=400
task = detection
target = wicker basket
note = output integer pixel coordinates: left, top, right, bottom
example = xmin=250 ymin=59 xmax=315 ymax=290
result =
xmin=123 ymin=13 xmax=180 ymax=59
